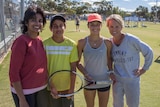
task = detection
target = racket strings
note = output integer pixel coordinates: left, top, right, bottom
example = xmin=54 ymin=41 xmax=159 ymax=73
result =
xmin=48 ymin=70 xmax=113 ymax=97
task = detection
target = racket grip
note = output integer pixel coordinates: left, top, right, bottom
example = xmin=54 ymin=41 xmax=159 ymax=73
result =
xmin=96 ymin=80 xmax=112 ymax=85
xmin=58 ymin=93 xmax=73 ymax=97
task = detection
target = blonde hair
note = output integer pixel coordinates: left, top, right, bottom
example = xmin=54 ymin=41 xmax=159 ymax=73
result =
xmin=106 ymin=14 xmax=124 ymax=28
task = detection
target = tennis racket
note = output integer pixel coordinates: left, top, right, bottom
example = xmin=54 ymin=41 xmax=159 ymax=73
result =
xmin=48 ymin=70 xmax=112 ymax=97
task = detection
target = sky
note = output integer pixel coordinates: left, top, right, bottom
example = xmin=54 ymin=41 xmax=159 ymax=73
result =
xmin=13 ymin=0 xmax=160 ymax=12
xmin=77 ymin=0 xmax=160 ymax=12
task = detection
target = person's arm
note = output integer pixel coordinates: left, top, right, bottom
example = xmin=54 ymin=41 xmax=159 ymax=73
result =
xmin=77 ymin=39 xmax=91 ymax=79
xmin=48 ymin=79 xmax=59 ymax=99
xmin=136 ymin=42 xmax=153 ymax=76
xmin=69 ymin=62 xmax=77 ymax=94
xmin=12 ymin=82 xmax=29 ymax=107
xmin=105 ymin=39 xmax=116 ymax=83
xmin=130 ymin=35 xmax=153 ymax=76
xmin=67 ymin=41 xmax=79 ymax=97
xmin=9 ymin=37 xmax=29 ymax=107
xmin=105 ymin=39 xmax=113 ymax=71
xmin=140 ymin=42 xmax=153 ymax=71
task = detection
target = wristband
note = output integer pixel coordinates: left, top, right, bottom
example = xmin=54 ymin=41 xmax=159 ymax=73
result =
xmin=109 ymin=70 xmax=114 ymax=74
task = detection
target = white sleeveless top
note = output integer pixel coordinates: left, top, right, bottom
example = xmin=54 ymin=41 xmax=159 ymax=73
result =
xmin=83 ymin=36 xmax=110 ymax=89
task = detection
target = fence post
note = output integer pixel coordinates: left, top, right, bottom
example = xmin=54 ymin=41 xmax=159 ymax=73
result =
xmin=20 ymin=0 xmax=25 ymax=21
xmin=0 ymin=0 xmax=7 ymax=52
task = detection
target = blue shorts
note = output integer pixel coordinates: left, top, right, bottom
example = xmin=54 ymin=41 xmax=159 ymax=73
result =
xmin=84 ymin=86 xmax=111 ymax=92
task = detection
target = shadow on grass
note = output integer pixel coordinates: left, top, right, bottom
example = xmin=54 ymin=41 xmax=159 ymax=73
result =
xmin=154 ymin=56 xmax=160 ymax=63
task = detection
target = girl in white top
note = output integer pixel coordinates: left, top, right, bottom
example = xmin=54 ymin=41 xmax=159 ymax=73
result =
xmin=106 ymin=14 xmax=153 ymax=107
xmin=77 ymin=13 xmax=115 ymax=107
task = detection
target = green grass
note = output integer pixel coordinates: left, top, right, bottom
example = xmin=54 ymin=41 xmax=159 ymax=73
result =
xmin=0 ymin=20 xmax=160 ymax=107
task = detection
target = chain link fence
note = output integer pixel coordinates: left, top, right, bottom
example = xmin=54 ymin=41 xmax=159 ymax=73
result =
xmin=0 ymin=0 xmax=23 ymax=62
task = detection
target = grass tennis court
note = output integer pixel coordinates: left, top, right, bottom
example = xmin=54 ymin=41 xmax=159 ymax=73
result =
xmin=0 ymin=20 xmax=160 ymax=107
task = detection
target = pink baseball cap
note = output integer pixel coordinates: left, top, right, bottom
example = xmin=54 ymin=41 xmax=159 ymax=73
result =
xmin=87 ymin=13 xmax=102 ymax=23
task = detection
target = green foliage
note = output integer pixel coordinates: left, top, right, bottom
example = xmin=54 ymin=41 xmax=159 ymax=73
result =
xmin=26 ymin=0 xmax=160 ymax=21
xmin=0 ymin=20 xmax=160 ymax=107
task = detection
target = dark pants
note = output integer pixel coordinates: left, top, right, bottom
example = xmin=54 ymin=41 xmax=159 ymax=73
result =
xmin=12 ymin=88 xmax=49 ymax=107
xmin=47 ymin=90 xmax=74 ymax=107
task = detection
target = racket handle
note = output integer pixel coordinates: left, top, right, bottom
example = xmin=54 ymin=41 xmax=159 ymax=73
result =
xmin=95 ymin=80 xmax=112 ymax=85
xmin=58 ymin=93 xmax=74 ymax=97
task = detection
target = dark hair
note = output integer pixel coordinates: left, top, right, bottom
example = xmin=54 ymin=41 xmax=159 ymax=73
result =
xmin=20 ymin=6 xmax=46 ymax=34
xmin=50 ymin=15 xmax=66 ymax=28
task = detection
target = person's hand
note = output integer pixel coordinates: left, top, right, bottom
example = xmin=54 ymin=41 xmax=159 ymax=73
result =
xmin=50 ymin=87 xmax=59 ymax=99
xmin=84 ymin=73 xmax=92 ymax=81
xmin=66 ymin=89 xmax=74 ymax=99
xmin=84 ymin=73 xmax=95 ymax=86
xmin=109 ymin=73 xmax=116 ymax=84
xmin=19 ymin=99 xmax=29 ymax=107
xmin=134 ymin=68 xmax=146 ymax=77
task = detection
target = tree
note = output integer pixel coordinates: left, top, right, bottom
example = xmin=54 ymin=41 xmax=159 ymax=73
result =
xmin=23 ymin=0 xmax=157 ymax=22
xmin=69 ymin=1 xmax=91 ymax=14
xmin=151 ymin=5 xmax=160 ymax=22
xmin=93 ymin=0 xmax=113 ymax=16
xmin=135 ymin=6 xmax=149 ymax=20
